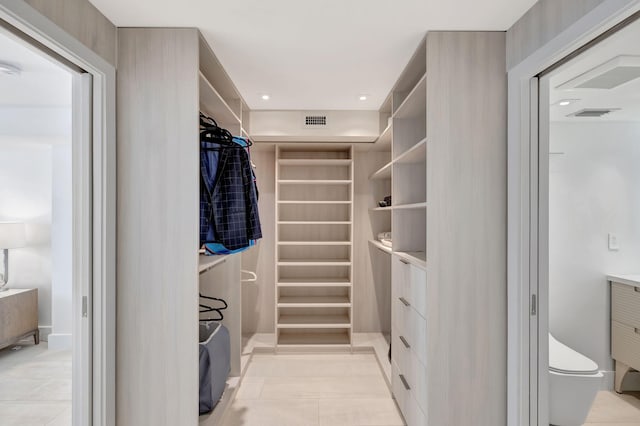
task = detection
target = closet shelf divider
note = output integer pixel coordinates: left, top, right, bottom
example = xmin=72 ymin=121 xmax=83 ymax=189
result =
xmin=369 ymin=161 xmax=393 ymax=180
xmin=393 ymin=202 xmax=427 ymax=210
xmin=369 ymin=239 xmax=393 ymax=255
xmin=278 ymin=159 xmax=352 ymax=166
xmin=198 ymin=71 xmax=241 ymax=127
xmin=392 ymin=73 xmax=427 ymax=120
xmin=278 ymin=179 xmax=352 ymax=185
xmin=394 ymin=137 xmax=427 ymax=164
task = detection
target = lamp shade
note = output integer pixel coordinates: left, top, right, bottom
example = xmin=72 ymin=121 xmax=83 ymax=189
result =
xmin=0 ymin=222 xmax=26 ymax=249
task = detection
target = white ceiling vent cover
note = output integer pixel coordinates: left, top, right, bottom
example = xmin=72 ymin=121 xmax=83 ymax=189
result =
xmin=302 ymin=112 xmax=330 ymax=128
xmin=557 ymin=56 xmax=640 ymax=90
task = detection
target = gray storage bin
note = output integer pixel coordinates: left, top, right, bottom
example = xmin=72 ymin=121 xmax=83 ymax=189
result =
xmin=199 ymin=321 xmax=230 ymax=415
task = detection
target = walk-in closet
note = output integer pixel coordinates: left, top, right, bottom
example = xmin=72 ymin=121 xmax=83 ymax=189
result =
xmin=116 ymin=27 xmax=506 ymax=426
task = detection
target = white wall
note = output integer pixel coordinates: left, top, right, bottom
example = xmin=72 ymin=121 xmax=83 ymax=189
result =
xmin=0 ymin=139 xmax=53 ymax=333
xmin=0 ymin=106 xmax=72 ymax=346
xmin=49 ymin=143 xmax=73 ymax=349
xmin=549 ymin=121 xmax=640 ymax=380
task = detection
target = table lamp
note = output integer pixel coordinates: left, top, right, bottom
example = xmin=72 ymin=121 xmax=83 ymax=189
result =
xmin=0 ymin=222 xmax=26 ymax=292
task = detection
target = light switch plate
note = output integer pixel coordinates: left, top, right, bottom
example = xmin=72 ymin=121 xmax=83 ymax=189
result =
xmin=608 ymin=233 xmax=620 ymax=251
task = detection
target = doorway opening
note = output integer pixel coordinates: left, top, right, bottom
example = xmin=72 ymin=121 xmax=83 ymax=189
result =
xmin=0 ymin=22 xmax=87 ymax=426
xmin=537 ymin=14 xmax=640 ymax=426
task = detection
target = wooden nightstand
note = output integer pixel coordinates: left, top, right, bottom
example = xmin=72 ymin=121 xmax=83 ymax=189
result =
xmin=0 ymin=288 xmax=39 ymax=351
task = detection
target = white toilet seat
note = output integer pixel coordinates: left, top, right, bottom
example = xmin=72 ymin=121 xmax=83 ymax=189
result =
xmin=549 ymin=333 xmax=599 ymax=375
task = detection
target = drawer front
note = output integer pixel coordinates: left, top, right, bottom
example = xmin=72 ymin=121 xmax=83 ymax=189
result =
xmin=392 ymin=255 xmax=427 ymax=320
xmin=410 ymin=265 xmax=427 ymax=319
xmin=392 ymin=361 xmax=427 ymax=426
xmin=392 ymin=329 xmax=427 ymax=415
xmin=612 ymin=320 xmax=640 ymax=371
xmin=393 ymin=297 xmax=427 ymax=366
xmin=0 ymin=289 xmax=38 ymax=344
xmin=392 ymin=362 xmax=408 ymax=422
xmin=612 ymin=283 xmax=640 ymax=329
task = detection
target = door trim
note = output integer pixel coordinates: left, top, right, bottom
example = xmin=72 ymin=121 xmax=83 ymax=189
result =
xmin=507 ymin=1 xmax=640 ymax=425
xmin=0 ymin=3 xmax=116 ymax=426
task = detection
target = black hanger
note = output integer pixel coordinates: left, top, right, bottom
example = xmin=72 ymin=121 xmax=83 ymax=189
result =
xmin=199 ymin=112 xmax=253 ymax=149
xmin=199 ymin=292 xmax=228 ymax=322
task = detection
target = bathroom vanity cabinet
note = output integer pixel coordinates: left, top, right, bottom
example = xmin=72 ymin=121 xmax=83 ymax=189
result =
xmin=608 ymin=275 xmax=640 ymax=393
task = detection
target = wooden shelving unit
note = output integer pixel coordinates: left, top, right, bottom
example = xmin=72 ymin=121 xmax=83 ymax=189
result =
xmin=275 ymin=145 xmax=354 ymax=348
xmin=392 ymin=53 xmax=427 ymax=263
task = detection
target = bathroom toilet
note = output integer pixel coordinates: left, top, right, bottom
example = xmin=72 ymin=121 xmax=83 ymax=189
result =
xmin=549 ymin=333 xmax=603 ymax=426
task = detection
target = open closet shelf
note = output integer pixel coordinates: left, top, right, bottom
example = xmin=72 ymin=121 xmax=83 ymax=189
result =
xmin=278 ymin=200 xmax=351 ymax=205
xmin=394 ymin=202 xmax=427 ymax=210
xmin=199 ymin=254 xmax=231 ymax=275
xmin=278 ymin=180 xmax=352 ymax=185
xmin=277 ymin=314 xmax=351 ymax=328
xmin=278 ymin=241 xmax=351 ymax=246
xmin=369 ymin=240 xmax=393 ymax=255
xmin=277 ymin=259 xmax=351 ymax=266
xmin=277 ymin=332 xmax=351 ymax=346
xmin=395 ymin=251 xmax=427 ymax=269
xmin=278 ymin=296 xmax=351 ymax=308
xmin=278 ymin=221 xmax=351 ymax=225
xmin=395 ymin=138 xmax=427 ymax=164
xmin=198 ymin=72 xmax=241 ymax=127
xmin=370 ymin=162 xmax=392 ymax=180
xmin=393 ymin=73 xmax=427 ymax=120
xmin=278 ymin=159 xmax=352 ymax=166
xmin=277 ymin=278 xmax=351 ymax=287
xmin=370 ymin=206 xmax=392 ymax=212
xmin=373 ymin=125 xmax=392 ymax=151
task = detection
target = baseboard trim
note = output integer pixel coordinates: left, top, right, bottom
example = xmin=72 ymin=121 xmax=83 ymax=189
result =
xmin=47 ymin=333 xmax=72 ymax=350
xmin=601 ymin=370 xmax=615 ymax=390
xmin=38 ymin=326 xmax=52 ymax=342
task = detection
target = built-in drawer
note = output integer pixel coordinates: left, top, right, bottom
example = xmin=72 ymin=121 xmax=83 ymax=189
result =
xmin=392 ymin=255 xmax=427 ymax=319
xmin=612 ymin=320 xmax=640 ymax=371
xmin=392 ymin=298 xmax=427 ymax=366
xmin=612 ymin=283 xmax=640 ymax=329
xmin=392 ymin=361 xmax=427 ymax=426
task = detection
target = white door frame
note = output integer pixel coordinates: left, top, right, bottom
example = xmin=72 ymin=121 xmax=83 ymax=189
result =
xmin=0 ymin=2 xmax=116 ymax=426
xmin=507 ymin=1 xmax=640 ymax=425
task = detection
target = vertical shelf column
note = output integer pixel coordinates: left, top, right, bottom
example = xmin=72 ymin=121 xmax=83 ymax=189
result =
xmin=274 ymin=145 xmax=354 ymax=348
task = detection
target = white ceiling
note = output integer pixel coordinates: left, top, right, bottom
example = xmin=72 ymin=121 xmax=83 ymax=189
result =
xmin=550 ymin=19 xmax=640 ymax=123
xmin=0 ymin=27 xmax=72 ymax=107
xmin=89 ymin=0 xmax=536 ymax=110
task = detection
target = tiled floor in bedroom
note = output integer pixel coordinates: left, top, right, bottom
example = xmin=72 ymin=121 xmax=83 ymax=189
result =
xmin=222 ymin=353 xmax=404 ymax=426
xmin=584 ymin=390 xmax=640 ymax=425
xmin=0 ymin=342 xmax=71 ymax=426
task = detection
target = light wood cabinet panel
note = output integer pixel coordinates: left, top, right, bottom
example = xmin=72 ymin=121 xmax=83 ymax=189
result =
xmin=116 ymin=28 xmax=200 ymax=426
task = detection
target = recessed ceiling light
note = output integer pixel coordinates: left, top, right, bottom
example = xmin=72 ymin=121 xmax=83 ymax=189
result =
xmin=359 ymin=95 xmax=368 ymax=101
xmin=0 ymin=61 xmax=21 ymax=76
xmin=553 ymin=99 xmax=580 ymax=107
xmin=261 ymin=94 xmax=270 ymax=101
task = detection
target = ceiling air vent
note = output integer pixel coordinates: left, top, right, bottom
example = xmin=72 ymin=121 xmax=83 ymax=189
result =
xmin=568 ymin=108 xmax=620 ymax=118
xmin=557 ymin=55 xmax=640 ymax=90
xmin=304 ymin=115 xmax=328 ymax=127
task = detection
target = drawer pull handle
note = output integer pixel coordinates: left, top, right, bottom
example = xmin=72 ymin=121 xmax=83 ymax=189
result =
xmin=635 ymin=287 xmax=640 ymax=293
xmin=400 ymin=259 xmax=410 ymax=265
xmin=399 ymin=336 xmax=411 ymax=348
xmin=399 ymin=374 xmax=411 ymax=390
xmin=399 ymin=297 xmax=411 ymax=307
xmin=635 ymin=328 xmax=640 ymax=335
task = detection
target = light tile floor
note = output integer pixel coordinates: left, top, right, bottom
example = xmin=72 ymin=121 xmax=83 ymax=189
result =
xmin=583 ymin=390 xmax=640 ymax=425
xmin=0 ymin=342 xmax=72 ymax=426
xmin=223 ymin=353 xmax=404 ymax=426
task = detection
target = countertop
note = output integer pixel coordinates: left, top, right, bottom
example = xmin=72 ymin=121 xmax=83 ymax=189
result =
xmin=607 ymin=274 xmax=640 ymax=288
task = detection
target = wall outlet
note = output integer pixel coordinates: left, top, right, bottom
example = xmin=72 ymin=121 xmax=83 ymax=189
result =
xmin=608 ymin=233 xmax=620 ymax=251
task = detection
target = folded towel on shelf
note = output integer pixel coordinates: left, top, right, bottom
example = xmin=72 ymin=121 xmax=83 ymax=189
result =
xmin=380 ymin=239 xmax=392 ymax=248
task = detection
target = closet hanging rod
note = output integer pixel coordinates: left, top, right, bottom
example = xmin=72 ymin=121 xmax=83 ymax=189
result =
xmin=199 ymin=256 xmax=228 ymax=275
